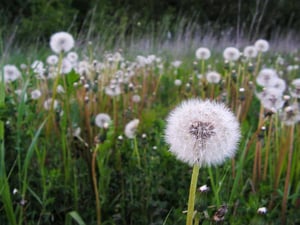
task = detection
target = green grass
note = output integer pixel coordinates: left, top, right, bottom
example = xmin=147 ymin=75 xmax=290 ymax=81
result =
xmin=0 ymin=27 xmax=299 ymax=225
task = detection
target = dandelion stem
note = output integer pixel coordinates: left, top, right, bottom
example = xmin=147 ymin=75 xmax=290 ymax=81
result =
xmin=281 ymin=124 xmax=295 ymax=225
xmin=186 ymin=164 xmax=200 ymax=225
xmin=92 ymin=145 xmax=101 ymax=225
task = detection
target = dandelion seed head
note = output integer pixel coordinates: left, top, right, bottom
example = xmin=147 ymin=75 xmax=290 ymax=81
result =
xmin=223 ymin=47 xmax=240 ymax=61
xmin=280 ymin=104 xmax=300 ymax=126
xmin=256 ymin=68 xmax=278 ymax=87
xmin=255 ymin=39 xmax=269 ymax=52
xmin=165 ymin=99 xmax=240 ymax=167
xmin=31 ymin=89 xmax=42 ymax=100
xmin=206 ymin=71 xmax=221 ymax=84
xmin=3 ymin=64 xmax=21 ymax=83
xmin=50 ymin=31 xmax=75 ymax=54
xmin=125 ymin=119 xmax=139 ymax=139
xmin=46 ymin=55 xmax=59 ymax=65
xmin=243 ymin=46 xmax=258 ymax=59
xmin=195 ymin=47 xmax=211 ymax=60
xmin=95 ymin=113 xmax=111 ymax=128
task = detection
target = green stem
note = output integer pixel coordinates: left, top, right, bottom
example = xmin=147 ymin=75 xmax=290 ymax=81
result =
xmin=208 ymin=166 xmax=220 ymax=206
xmin=133 ymin=137 xmax=141 ymax=168
xmin=186 ymin=164 xmax=200 ymax=225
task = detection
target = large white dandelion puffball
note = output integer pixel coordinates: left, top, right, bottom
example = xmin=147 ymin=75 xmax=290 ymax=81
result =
xmin=50 ymin=32 xmax=75 ymax=54
xmin=165 ymin=99 xmax=241 ymax=167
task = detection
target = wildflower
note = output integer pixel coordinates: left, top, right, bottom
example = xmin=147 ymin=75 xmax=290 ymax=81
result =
xmin=105 ymin=85 xmax=121 ymax=97
xmin=43 ymin=98 xmax=58 ymax=110
xmin=267 ymin=77 xmax=286 ymax=94
xmin=165 ymin=99 xmax=240 ymax=167
xmin=3 ymin=65 xmax=21 ymax=83
xmin=289 ymin=78 xmax=300 ymax=98
xmin=195 ymin=47 xmax=211 ymax=60
xmin=257 ymin=207 xmax=267 ymax=214
xmin=50 ymin=31 xmax=75 ymax=54
xmin=254 ymin=39 xmax=269 ymax=52
xmin=31 ymin=89 xmax=42 ymax=100
xmin=171 ymin=60 xmax=182 ymax=68
xmin=257 ymin=88 xmax=284 ymax=112
xmin=132 ymin=94 xmax=141 ymax=103
xmin=174 ymin=79 xmax=182 ymax=86
xmin=46 ymin=55 xmax=59 ymax=65
xmin=60 ymin=58 xmax=73 ymax=74
xmin=206 ymin=71 xmax=221 ymax=84
xmin=125 ymin=119 xmax=139 ymax=139
xmin=280 ymin=104 xmax=300 ymax=126
xmin=243 ymin=46 xmax=258 ymax=59
xmin=256 ymin=68 xmax=278 ymax=87
xmin=67 ymin=51 xmax=79 ymax=64
xmin=95 ymin=113 xmax=111 ymax=128
xmin=223 ymin=47 xmax=240 ymax=61
xmin=31 ymin=60 xmax=45 ymax=76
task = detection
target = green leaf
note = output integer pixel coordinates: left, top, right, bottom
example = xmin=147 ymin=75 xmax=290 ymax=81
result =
xmin=65 ymin=211 xmax=86 ymax=225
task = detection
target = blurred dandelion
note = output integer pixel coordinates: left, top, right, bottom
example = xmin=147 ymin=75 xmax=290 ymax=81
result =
xmin=3 ymin=65 xmax=21 ymax=83
xmin=223 ymin=47 xmax=240 ymax=62
xmin=95 ymin=113 xmax=111 ymax=128
xmin=125 ymin=119 xmax=139 ymax=138
xmin=195 ymin=47 xmax=211 ymax=60
xmin=255 ymin=39 xmax=269 ymax=52
xmin=50 ymin=31 xmax=75 ymax=54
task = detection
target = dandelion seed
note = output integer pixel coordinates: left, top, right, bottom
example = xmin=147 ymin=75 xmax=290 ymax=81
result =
xmin=165 ymin=99 xmax=240 ymax=167
xmin=125 ymin=119 xmax=139 ymax=139
xmin=95 ymin=113 xmax=111 ymax=128
xmin=254 ymin=39 xmax=269 ymax=52
xmin=50 ymin=31 xmax=75 ymax=54
xmin=195 ymin=47 xmax=211 ymax=60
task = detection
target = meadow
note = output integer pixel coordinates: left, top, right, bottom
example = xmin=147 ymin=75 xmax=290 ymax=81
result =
xmin=0 ymin=28 xmax=299 ymax=225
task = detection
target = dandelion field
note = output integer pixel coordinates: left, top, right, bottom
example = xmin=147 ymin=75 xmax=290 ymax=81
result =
xmin=0 ymin=31 xmax=300 ymax=225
